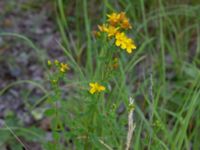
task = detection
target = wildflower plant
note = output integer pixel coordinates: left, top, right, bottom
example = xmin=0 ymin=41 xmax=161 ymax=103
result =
xmin=44 ymin=59 xmax=71 ymax=149
xmin=98 ymin=12 xmax=136 ymax=54
xmin=45 ymin=11 xmax=137 ymax=149
xmin=0 ymin=0 xmax=199 ymax=149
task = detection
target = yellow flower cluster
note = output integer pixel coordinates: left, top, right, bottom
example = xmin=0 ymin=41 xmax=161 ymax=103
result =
xmin=89 ymin=82 xmax=105 ymax=94
xmin=98 ymin=12 xmax=136 ymax=54
xmin=115 ymin=32 xmax=136 ymax=53
xmin=107 ymin=12 xmax=132 ymax=29
xmin=48 ymin=60 xmax=70 ymax=73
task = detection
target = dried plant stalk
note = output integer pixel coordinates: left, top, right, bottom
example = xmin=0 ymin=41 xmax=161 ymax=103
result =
xmin=125 ymin=97 xmax=136 ymax=150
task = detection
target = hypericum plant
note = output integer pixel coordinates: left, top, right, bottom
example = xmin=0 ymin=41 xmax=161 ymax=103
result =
xmin=97 ymin=12 xmax=136 ymax=53
xmin=45 ymin=11 xmax=136 ymax=149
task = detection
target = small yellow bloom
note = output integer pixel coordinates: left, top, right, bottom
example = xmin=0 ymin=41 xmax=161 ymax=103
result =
xmin=107 ymin=12 xmax=132 ymax=29
xmin=107 ymin=13 xmax=121 ymax=26
xmin=115 ymin=32 xmax=136 ymax=53
xmin=89 ymin=82 xmax=105 ymax=94
xmin=121 ymin=18 xmax=132 ymax=29
xmin=115 ymin=32 xmax=127 ymax=48
xmin=106 ymin=25 xmax=119 ymax=37
xmin=98 ymin=24 xmax=119 ymax=37
xmin=119 ymin=12 xmax=132 ymax=29
xmin=61 ymin=63 xmax=69 ymax=70
xmin=125 ymin=38 xmax=136 ymax=53
xmin=60 ymin=63 xmax=70 ymax=73
xmin=119 ymin=12 xmax=126 ymax=21
xmin=60 ymin=67 xmax=65 ymax=72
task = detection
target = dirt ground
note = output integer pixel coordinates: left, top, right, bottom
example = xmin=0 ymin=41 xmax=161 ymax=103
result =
xmin=0 ymin=1 xmax=64 ymax=149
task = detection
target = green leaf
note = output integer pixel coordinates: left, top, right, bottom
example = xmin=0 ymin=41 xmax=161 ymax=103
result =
xmin=44 ymin=108 xmax=56 ymax=117
xmin=0 ymin=130 xmax=11 ymax=145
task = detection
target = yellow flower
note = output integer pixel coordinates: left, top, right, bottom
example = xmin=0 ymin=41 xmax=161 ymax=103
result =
xmin=119 ymin=12 xmax=126 ymax=21
xmin=107 ymin=13 xmax=121 ymax=26
xmin=98 ymin=24 xmax=119 ymax=37
xmin=107 ymin=12 xmax=132 ymax=29
xmin=115 ymin=32 xmax=136 ymax=53
xmin=118 ymin=12 xmax=132 ymax=29
xmin=121 ymin=18 xmax=132 ymax=29
xmin=60 ymin=63 xmax=70 ymax=73
xmin=125 ymin=38 xmax=136 ymax=53
xmin=89 ymin=82 xmax=105 ymax=94
xmin=97 ymin=11 xmax=136 ymax=54
xmin=106 ymin=25 xmax=119 ymax=37
xmin=115 ymin=32 xmax=127 ymax=49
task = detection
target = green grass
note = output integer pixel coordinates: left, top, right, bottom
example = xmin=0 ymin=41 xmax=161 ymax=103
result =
xmin=0 ymin=0 xmax=200 ymax=149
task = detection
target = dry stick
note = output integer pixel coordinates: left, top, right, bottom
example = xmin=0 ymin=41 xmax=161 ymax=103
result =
xmin=99 ymin=139 xmax=113 ymax=150
xmin=125 ymin=97 xmax=136 ymax=150
xmin=3 ymin=121 xmax=30 ymax=150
